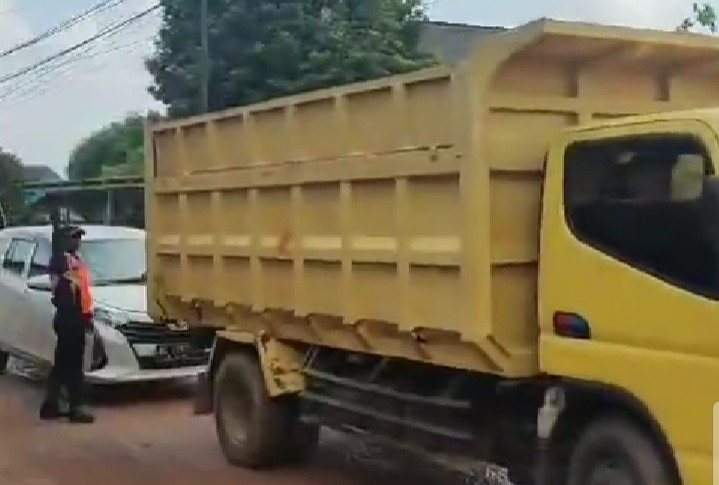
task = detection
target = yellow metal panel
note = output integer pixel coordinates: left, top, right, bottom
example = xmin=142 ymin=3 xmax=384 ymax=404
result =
xmin=147 ymin=18 xmax=719 ymax=378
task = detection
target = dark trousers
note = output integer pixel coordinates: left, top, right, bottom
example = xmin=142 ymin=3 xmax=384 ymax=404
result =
xmin=45 ymin=314 xmax=87 ymax=411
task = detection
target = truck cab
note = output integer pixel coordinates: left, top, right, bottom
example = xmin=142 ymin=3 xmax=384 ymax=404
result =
xmin=541 ymin=112 xmax=719 ymax=484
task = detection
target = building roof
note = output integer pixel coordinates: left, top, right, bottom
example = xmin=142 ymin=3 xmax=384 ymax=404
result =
xmin=419 ymin=21 xmax=506 ymax=65
xmin=22 ymin=165 xmax=62 ymax=183
xmin=0 ymin=224 xmax=145 ymax=241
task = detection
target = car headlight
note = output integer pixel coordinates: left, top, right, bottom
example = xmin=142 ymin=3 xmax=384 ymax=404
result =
xmin=94 ymin=306 xmax=130 ymax=328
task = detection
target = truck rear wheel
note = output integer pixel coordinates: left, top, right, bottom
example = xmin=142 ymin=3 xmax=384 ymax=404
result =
xmin=213 ymin=351 xmax=316 ymax=469
xmin=566 ymin=416 xmax=673 ymax=485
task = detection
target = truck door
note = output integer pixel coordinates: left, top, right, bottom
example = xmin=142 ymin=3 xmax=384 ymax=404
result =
xmin=539 ymin=118 xmax=719 ymax=481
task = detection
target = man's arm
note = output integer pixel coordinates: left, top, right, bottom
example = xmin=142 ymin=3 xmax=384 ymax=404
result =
xmin=53 ymin=277 xmax=78 ymax=315
xmin=48 ymin=253 xmax=67 ymax=293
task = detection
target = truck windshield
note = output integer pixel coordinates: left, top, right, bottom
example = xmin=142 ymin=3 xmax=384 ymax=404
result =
xmin=80 ymin=238 xmax=146 ymax=285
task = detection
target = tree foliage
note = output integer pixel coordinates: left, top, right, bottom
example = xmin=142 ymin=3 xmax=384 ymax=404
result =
xmin=146 ymin=0 xmax=435 ymax=117
xmin=67 ymin=111 xmax=161 ymax=180
xmin=679 ymin=2 xmax=717 ymax=32
xmin=0 ymin=149 xmax=25 ymax=225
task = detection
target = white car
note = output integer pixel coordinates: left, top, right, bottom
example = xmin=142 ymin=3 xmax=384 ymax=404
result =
xmin=0 ymin=225 xmax=210 ymax=384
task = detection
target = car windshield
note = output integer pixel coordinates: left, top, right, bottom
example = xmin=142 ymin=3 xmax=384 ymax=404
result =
xmin=79 ymin=238 xmax=146 ymax=285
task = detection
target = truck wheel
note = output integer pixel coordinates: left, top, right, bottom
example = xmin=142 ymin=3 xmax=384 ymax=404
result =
xmin=213 ymin=351 xmax=297 ymax=469
xmin=566 ymin=416 xmax=673 ymax=485
xmin=0 ymin=350 xmax=8 ymax=374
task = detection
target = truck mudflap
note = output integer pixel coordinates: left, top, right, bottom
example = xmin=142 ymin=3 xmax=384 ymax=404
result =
xmin=193 ymin=370 xmax=213 ymax=415
xmin=193 ymin=336 xmax=218 ymax=415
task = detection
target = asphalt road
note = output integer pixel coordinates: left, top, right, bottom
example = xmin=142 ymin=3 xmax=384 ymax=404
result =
xmin=0 ymin=359 xmax=503 ymax=485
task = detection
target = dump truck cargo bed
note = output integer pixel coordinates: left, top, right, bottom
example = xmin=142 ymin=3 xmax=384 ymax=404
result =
xmin=147 ymin=19 xmax=719 ymax=377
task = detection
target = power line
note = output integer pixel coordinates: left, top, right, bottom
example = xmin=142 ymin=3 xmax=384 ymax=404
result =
xmin=0 ymin=15 xmax=156 ymax=101
xmin=0 ymin=5 xmax=157 ymax=103
xmin=0 ymin=10 xmax=158 ymax=105
xmin=0 ymin=37 xmax=153 ymax=107
xmin=0 ymin=3 xmax=160 ymax=87
xmin=0 ymin=31 xmax=155 ymax=105
xmin=0 ymin=0 xmax=130 ymax=60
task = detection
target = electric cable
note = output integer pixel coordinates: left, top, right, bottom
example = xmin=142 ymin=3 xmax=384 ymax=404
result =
xmin=0 ymin=3 xmax=159 ymax=87
xmin=0 ymin=0 xmax=131 ymax=60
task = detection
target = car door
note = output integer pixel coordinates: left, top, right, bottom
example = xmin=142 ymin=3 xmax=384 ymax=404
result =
xmin=0 ymin=236 xmax=15 ymax=352
xmin=0 ymin=238 xmax=36 ymax=357
xmin=20 ymin=238 xmax=56 ymax=363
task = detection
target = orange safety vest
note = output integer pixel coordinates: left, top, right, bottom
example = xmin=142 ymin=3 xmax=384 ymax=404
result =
xmin=66 ymin=252 xmax=93 ymax=316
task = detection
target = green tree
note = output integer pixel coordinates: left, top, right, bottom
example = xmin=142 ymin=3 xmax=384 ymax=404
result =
xmin=146 ymin=0 xmax=435 ymax=117
xmin=0 ymin=149 xmax=25 ymax=225
xmin=679 ymin=2 xmax=717 ymax=32
xmin=67 ymin=111 xmax=161 ymax=180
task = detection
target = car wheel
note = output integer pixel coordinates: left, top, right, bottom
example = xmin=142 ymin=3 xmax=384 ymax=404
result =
xmin=567 ymin=416 xmax=674 ymax=485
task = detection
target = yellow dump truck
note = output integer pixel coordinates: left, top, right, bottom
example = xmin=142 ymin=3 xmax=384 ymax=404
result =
xmin=146 ymin=18 xmax=719 ymax=485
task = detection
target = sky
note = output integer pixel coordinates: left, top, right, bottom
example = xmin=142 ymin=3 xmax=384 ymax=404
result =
xmin=0 ymin=0 xmax=709 ymax=176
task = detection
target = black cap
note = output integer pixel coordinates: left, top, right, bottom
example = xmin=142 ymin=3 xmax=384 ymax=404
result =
xmin=67 ymin=225 xmax=86 ymax=238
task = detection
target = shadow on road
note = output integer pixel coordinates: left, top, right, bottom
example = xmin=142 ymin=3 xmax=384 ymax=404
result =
xmin=89 ymin=379 xmax=195 ymax=407
xmin=313 ymin=430 xmax=489 ymax=485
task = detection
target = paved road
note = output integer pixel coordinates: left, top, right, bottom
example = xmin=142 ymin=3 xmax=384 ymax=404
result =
xmin=0 ymin=361 xmax=496 ymax=485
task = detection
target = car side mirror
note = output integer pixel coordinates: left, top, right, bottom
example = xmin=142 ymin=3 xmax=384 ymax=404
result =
xmin=27 ymin=276 xmax=51 ymax=292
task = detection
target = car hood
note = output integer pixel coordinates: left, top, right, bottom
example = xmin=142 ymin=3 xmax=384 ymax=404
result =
xmin=91 ymin=284 xmax=147 ymax=314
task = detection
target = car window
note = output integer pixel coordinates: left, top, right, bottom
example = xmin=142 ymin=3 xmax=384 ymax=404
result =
xmin=28 ymin=240 xmax=51 ymax=278
xmin=2 ymin=239 xmax=36 ymax=277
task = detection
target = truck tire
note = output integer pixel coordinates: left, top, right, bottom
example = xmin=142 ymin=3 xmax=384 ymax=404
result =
xmin=566 ymin=416 xmax=674 ymax=485
xmin=213 ymin=351 xmax=306 ymax=469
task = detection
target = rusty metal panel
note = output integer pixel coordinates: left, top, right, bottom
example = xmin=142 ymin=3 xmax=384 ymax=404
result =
xmin=146 ymin=19 xmax=719 ymax=377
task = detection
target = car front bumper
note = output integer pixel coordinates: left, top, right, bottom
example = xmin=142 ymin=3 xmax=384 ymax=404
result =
xmin=89 ymin=319 xmax=210 ymax=385
xmin=86 ymin=364 xmax=206 ymax=385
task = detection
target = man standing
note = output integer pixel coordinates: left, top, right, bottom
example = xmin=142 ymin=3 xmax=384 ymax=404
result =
xmin=39 ymin=225 xmax=95 ymax=424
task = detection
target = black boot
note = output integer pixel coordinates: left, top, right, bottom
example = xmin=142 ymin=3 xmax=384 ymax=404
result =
xmin=40 ymin=375 xmax=64 ymax=420
xmin=39 ymin=399 xmax=63 ymax=420
xmin=67 ymin=406 xmax=95 ymax=424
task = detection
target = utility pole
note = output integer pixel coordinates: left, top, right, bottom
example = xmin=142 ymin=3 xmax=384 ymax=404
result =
xmin=199 ymin=0 xmax=209 ymax=113
xmin=0 ymin=200 xmax=6 ymax=229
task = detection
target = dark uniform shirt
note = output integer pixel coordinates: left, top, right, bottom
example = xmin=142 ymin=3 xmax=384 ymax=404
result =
xmin=49 ymin=252 xmax=84 ymax=331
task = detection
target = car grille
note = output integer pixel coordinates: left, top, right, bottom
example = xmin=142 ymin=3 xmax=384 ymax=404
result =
xmin=116 ymin=322 xmax=210 ymax=370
